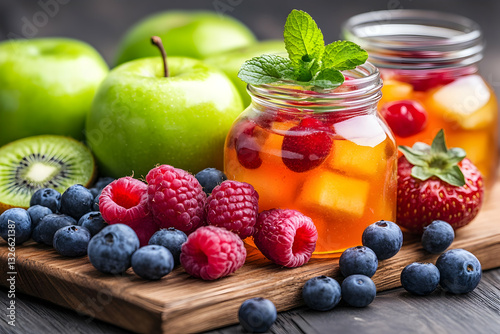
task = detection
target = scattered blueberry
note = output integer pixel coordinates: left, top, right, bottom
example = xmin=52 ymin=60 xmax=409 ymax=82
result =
xmin=0 ymin=208 xmax=32 ymax=244
xmin=30 ymin=188 xmax=61 ymax=212
xmin=401 ymin=262 xmax=440 ymax=296
xmin=92 ymin=190 xmax=101 ymax=212
xmin=88 ymin=187 xmax=100 ymax=199
xmin=362 ymin=220 xmax=403 ymax=260
xmin=87 ymin=224 xmax=140 ymax=274
xmin=148 ymin=228 xmax=187 ymax=265
xmin=195 ymin=168 xmax=227 ymax=195
xmin=131 ymin=245 xmax=174 ymax=280
xmin=78 ymin=211 xmax=107 ymax=237
xmin=94 ymin=177 xmax=115 ymax=191
xmin=339 ymin=246 xmax=378 ymax=278
xmin=238 ymin=297 xmax=277 ymax=333
xmin=32 ymin=213 xmax=76 ymax=245
xmin=302 ymin=275 xmax=341 ymax=311
xmin=53 ymin=225 xmax=91 ymax=257
xmin=341 ymin=274 xmax=376 ymax=308
xmin=60 ymin=184 xmax=94 ymax=220
xmin=421 ymin=220 xmax=455 ymax=254
xmin=27 ymin=205 xmax=53 ymax=229
xmin=436 ymin=249 xmax=482 ymax=294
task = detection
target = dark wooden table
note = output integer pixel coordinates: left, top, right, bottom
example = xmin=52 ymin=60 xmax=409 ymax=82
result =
xmin=1 ymin=268 xmax=499 ymax=334
xmin=1 ymin=1 xmax=500 ymax=333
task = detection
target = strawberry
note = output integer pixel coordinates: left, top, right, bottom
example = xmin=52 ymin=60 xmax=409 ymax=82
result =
xmin=281 ymin=118 xmax=333 ymax=173
xmin=397 ymin=130 xmax=484 ymax=233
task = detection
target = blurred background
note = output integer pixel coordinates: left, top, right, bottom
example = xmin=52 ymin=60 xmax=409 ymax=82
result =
xmin=1 ymin=0 xmax=499 ymax=92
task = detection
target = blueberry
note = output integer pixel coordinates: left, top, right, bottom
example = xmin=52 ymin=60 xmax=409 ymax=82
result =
xmin=401 ymin=262 xmax=440 ymax=296
xmin=195 ymin=168 xmax=227 ymax=195
xmin=30 ymin=188 xmax=61 ymax=212
xmin=78 ymin=211 xmax=107 ymax=237
xmin=238 ymin=297 xmax=277 ymax=333
xmin=0 ymin=208 xmax=32 ymax=244
xmin=92 ymin=190 xmax=101 ymax=212
xmin=60 ymin=184 xmax=94 ymax=220
xmin=131 ymin=245 xmax=174 ymax=280
xmin=362 ymin=220 xmax=403 ymax=260
xmin=421 ymin=220 xmax=455 ymax=254
xmin=148 ymin=228 xmax=187 ymax=265
xmin=341 ymin=274 xmax=376 ymax=307
xmin=339 ymin=246 xmax=378 ymax=278
xmin=27 ymin=205 xmax=53 ymax=228
xmin=53 ymin=225 xmax=91 ymax=257
xmin=88 ymin=224 xmax=140 ymax=274
xmin=302 ymin=275 xmax=341 ymax=311
xmin=32 ymin=214 xmax=76 ymax=245
xmin=436 ymin=249 xmax=481 ymax=294
xmin=94 ymin=177 xmax=115 ymax=191
xmin=88 ymin=187 xmax=100 ymax=199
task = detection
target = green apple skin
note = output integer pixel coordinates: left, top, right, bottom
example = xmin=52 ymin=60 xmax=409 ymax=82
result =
xmin=85 ymin=57 xmax=244 ymax=178
xmin=0 ymin=38 xmax=108 ymax=146
xmin=204 ymin=40 xmax=286 ymax=106
xmin=114 ymin=10 xmax=256 ymax=66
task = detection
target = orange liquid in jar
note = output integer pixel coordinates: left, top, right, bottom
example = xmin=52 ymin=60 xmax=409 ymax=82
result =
xmin=379 ymin=70 xmax=498 ymax=187
xmin=225 ymin=109 xmax=398 ymax=254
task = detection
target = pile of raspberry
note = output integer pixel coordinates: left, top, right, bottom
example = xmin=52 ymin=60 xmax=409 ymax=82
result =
xmin=99 ymin=164 xmax=318 ymax=280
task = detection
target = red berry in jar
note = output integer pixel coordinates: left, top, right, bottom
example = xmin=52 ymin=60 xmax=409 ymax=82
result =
xmin=380 ymin=100 xmax=428 ymax=138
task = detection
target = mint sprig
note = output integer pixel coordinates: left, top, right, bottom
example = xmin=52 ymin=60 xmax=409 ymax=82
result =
xmin=238 ymin=9 xmax=368 ymax=89
xmin=399 ymin=129 xmax=467 ymax=187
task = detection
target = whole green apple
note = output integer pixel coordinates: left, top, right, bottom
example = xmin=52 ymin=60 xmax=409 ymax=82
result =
xmin=85 ymin=56 xmax=244 ymax=178
xmin=204 ymin=40 xmax=286 ymax=106
xmin=0 ymin=38 xmax=108 ymax=146
xmin=114 ymin=10 xmax=256 ymax=66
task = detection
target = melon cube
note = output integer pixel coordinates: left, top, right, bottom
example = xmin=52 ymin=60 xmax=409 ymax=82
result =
xmin=297 ymin=171 xmax=369 ymax=219
xmin=380 ymin=80 xmax=413 ymax=106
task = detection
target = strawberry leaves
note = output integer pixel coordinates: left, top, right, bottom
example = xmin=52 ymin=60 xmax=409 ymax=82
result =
xmin=238 ymin=9 xmax=368 ymax=89
xmin=399 ymin=129 xmax=466 ymax=187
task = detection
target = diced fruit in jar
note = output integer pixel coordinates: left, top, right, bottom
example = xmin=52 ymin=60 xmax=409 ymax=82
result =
xmin=297 ymin=171 xmax=369 ymax=219
xmin=427 ymin=75 xmax=494 ymax=130
xmin=379 ymin=100 xmax=428 ymax=138
xmin=380 ymin=80 xmax=413 ymax=105
xmin=328 ymin=139 xmax=388 ymax=178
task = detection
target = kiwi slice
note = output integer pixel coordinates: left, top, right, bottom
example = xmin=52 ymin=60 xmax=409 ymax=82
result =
xmin=0 ymin=135 xmax=96 ymax=212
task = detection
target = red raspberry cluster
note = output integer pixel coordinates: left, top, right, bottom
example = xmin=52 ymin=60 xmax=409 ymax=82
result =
xmin=99 ymin=164 xmax=318 ymax=280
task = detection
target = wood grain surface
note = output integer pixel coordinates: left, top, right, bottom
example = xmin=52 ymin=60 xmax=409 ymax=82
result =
xmin=0 ymin=171 xmax=499 ymax=334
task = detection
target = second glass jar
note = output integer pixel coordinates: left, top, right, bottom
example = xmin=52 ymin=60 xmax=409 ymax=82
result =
xmin=224 ymin=63 xmax=397 ymax=255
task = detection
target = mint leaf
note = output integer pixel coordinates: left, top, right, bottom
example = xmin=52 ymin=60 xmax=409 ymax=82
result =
xmin=284 ymin=10 xmax=324 ymax=68
xmin=323 ymin=41 xmax=368 ymax=71
xmin=238 ymin=54 xmax=294 ymax=85
xmin=310 ymin=68 xmax=344 ymax=89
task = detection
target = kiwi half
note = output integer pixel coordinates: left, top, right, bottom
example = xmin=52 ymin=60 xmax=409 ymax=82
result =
xmin=0 ymin=135 xmax=96 ymax=213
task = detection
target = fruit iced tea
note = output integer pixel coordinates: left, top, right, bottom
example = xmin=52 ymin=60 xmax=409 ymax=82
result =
xmin=343 ymin=10 xmax=499 ymax=187
xmin=224 ymin=63 xmax=398 ymax=254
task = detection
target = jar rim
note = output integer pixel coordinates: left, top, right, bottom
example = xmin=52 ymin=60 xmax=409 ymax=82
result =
xmin=247 ymin=62 xmax=382 ymax=111
xmin=342 ymin=10 xmax=483 ymax=69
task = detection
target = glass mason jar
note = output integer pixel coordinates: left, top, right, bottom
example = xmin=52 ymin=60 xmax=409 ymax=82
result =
xmin=343 ymin=10 xmax=499 ymax=187
xmin=224 ymin=63 xmax=397 ymax=255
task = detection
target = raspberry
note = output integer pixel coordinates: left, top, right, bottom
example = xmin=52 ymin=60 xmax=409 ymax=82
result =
xmin=206 ymin=180 xmax=259 ymax=238
xmin=146 ymin=165 xmax=206 ymax=235
xmin=281 ymin=118 xmax=333 ymax=173
xmin=180 ymin=226 xmax=246 ymax=280
xmin=254 ymin=209 xmax=318 ymax=267
xmin=99 ymin=177 xmax=157 ymax=246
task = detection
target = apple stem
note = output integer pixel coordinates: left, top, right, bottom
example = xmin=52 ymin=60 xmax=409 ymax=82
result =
xmin=151 ymin=36 xmax=169 ymax=77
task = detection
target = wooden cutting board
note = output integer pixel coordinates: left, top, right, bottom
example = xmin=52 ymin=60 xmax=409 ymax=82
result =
xmin=1 ymin=170 xmax=500 ymax=334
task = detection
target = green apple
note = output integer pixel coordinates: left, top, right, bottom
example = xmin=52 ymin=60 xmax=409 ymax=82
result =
xmin=114 ymin=10 xmax=256 ymax=66
xmin=0 ymin=38 xmax=108 ymax=146
xmin=85 ymin=55 xmax=244 ymax=178
xmin=204 ymin=40 xmax=286 ymax=106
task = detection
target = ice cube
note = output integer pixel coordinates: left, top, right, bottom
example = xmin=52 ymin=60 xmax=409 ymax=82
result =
xmin=333 ymin=115 xmax=387 ymax=147
xmin=428 ymin=75 xmax=494 ymax=130
xmin=297 ymin=171 xmax=369 ymax=219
